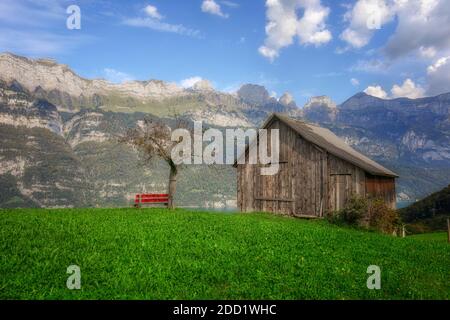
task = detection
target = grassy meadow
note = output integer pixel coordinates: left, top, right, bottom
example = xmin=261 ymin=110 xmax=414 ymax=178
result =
xmin=409 ymin=232 xmax=448 ymax=242
xmin=0 ymin=208 xmax=449 ymax=300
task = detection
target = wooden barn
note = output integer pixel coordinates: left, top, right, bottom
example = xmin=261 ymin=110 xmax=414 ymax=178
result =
xmin=235 ymin=113 xmax=398 ymax=218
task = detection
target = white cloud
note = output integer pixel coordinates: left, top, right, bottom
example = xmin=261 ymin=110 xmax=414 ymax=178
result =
xmin=351 ymin=78 xmax=360 ymax=86
xmin=124 ymin=4 xmax=201 ymax=38
xmin=103 ymin=68 xmax=134 ymax=84
xmin=419 ymin=46 xmax=437 ymax=59
xmin=221 ymin=1 xmax=239 ymax=8
xmin=340 ymin=0 xmax=395 ymax=49
xmin=364 ymin=79 xmax=425 ymax=99
xmin=258 ymin=0 xmax=332 ymax=61
xmin=341 ymin=0 xmax=450 ymax=60
xmin=123 ymin=18 xmax=201 ymax=38
xmin=258 ymin=46 xmax=279 ymax=61
xmin=390 ymin=78 xmax=425 ymax=99
xmin=427 ymin=56 xmax=450 ymax=74
xmin=426 ymin=56 xmax=450 ymax=95
xmin=297 ymin=3 xmax=332 ymax=44
xmin=364 ymin=85 xmax=388 ymax=98
xmin=144 ymin=5 xmax=163 ymax=20
xmin=201 ymin=0 xmax=228 ymax=18
xmin=180 ymin=76 xmax=203 ymax=88
xmin=384 ymin=0 xmax=450 ymax=59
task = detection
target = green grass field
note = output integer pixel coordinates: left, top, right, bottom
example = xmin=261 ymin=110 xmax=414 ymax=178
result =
xmin=1 ymin=208 xmax=449 ymax=300
xmin=409 ymin=232 xmax=448 ymax=242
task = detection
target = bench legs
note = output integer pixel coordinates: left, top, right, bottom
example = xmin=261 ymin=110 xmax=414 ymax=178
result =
xmin=133 ymin=203 xmax=169 ymax=208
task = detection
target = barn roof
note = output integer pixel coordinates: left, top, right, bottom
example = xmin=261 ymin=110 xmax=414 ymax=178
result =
xmin=262 ymin=113 xmax=398 ymax=178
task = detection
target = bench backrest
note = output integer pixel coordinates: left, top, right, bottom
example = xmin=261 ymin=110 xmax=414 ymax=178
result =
xmin=135 ymin=194 xmax=169 ymax=204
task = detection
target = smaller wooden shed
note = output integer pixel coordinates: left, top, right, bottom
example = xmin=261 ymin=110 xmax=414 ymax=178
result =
xmin=236 ymin=113 xmax=398 ymax=218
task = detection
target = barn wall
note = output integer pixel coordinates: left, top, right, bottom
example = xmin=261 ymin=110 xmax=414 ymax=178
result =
xmin=253 ymin=119 xmax=296 ymax=215
xmin=236 ymin=119 xmax=394 ymax=217
xmin=291 ymin=127 xmax=327 ymax=217
xmin=365 ymin=174 xmax=396 ymax=209
xmin=237 ymin=119 xmax=297 ymax=214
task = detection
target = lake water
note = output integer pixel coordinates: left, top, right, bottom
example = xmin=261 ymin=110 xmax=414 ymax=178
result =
xmin=396 ymin=201 xmax=416 ymax=209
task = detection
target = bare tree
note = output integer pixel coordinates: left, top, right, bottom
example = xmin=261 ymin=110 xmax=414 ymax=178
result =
xmin=120 ymin=117 xmax=191 ymax=209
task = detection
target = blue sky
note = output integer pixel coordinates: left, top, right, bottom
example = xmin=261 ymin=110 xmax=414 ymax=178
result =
xmin=1 ymin=0 xmax=450 ymax=105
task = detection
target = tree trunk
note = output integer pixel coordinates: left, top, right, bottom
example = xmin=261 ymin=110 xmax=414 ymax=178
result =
xmin=168 ymin=165 xmax=178 ymax=209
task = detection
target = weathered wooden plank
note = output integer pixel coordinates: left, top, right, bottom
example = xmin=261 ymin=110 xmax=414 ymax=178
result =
xmin=254 ymin=197 xmax=295 ymax=202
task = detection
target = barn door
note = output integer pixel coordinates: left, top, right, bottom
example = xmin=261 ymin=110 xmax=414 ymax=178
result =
xmin=331 ymin=174 xmax=352 ymax=211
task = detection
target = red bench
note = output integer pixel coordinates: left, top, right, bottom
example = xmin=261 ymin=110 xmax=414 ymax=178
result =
xmin=134 ymin=194 xmax=169 ymax=208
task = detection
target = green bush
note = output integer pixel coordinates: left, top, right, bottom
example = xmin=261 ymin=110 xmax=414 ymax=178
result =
xmin=327 ymin=195 xmax=367 ymax=226
xmin=367 ymin=199 xmax=401 ymax=234
xmin=328 ymin=195 xmax=401 ymax=234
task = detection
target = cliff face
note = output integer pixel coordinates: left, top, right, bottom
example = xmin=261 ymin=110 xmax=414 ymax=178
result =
xmin=0 ymin=80 xmax=63 ymax=134
xmin=336 ymin=92 xmax=450 ymax=165
xmin=0 ymin=80 xmax=87 ymax=207
xmin=237 ymin=84 xmax=300 ymax=115
xmin=302 ymin=96 xmax=337 ymax=123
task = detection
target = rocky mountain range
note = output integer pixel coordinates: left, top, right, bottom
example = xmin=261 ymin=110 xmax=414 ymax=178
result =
xmin=0 ymin=53 xmax=299 ymax=126
xmin=0 ymin=52 xmax=449 ymax=208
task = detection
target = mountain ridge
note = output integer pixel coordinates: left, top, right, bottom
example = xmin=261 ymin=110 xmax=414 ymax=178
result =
xmin=1 ymin=53 xmax=450 ymax=207
xmin=399 ymin=184 xmax=450 ymax=233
